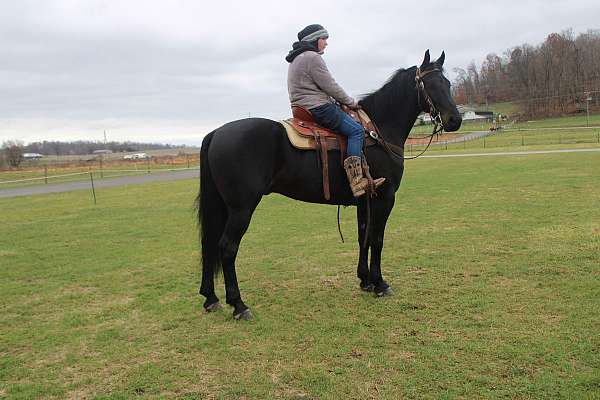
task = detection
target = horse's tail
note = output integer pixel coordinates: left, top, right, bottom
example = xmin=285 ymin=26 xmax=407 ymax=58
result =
xmin=196 ymin=131 xmax=227 ymax=279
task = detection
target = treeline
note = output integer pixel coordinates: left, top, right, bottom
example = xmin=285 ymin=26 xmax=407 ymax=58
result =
xmin=23 ymin=140 xmax=174 ymax=156
xmin=453 ymin=29 xmax=600 ymax=118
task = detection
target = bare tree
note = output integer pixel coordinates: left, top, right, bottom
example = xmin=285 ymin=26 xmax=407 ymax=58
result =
xmin=480 ymin=53 xmax=508 ymax=105
xmin=2 ymin=140 xmax=25 ymax=168
xmin=467 ymin=61 xmax=481 ymax=103
xmin=452 ymin=28 xmax=600 ymax=119
xmin=452 ymin=67 xmax=473 ymax=104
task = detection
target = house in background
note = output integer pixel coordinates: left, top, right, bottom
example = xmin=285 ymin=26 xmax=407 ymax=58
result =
xmin=123 ymin=152 xmax=148 ymax=160
xmin=23 ymin=153 xmax=44 ymax=159
xmin=458 ymin=105 xmax=494 ymax=121
xmin=419 ymin=105 xmax=495 ymax=124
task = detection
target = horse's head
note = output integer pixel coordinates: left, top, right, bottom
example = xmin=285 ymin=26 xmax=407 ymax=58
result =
xmin=416 ymin=50 xmax=462 ymax=132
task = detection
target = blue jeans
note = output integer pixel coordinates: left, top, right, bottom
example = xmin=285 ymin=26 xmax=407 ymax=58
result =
xmin=310 ymin=103 xmax=364 ymax=157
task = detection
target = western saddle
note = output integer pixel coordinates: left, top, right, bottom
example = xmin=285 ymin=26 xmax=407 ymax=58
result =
xmin=280 ymin=105 xmax=377 ymax=200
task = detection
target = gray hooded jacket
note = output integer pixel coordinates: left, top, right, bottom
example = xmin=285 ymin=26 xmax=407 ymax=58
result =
xmin=287 ymin=51 xmax=355 ymax=110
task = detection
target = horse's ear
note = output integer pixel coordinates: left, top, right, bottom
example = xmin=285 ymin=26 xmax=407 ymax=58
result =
xmin=420 ymin=50 xmax=431 ymax=69
xmin=436 ymin=51 xmax=445 ymax=66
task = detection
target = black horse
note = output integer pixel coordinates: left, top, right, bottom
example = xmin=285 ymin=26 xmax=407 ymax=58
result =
xmin=197 ymin=50 xmax=462 ymax=320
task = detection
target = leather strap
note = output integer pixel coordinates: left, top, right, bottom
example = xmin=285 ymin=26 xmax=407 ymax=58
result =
xmin=320 ymin=139 xmax=330 ymax=200
xmin=310 ymin=127 xmax=330 ymax=200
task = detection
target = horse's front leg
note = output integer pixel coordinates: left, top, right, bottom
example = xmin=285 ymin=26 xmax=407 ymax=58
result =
xmin=368 ymin=193 xmax=395 ymax=297
xmin=356 ymin=199 xmax=372 ymax=291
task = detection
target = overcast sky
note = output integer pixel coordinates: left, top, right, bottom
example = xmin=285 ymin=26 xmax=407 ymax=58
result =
xmin=1 ymin=0 xmax=598 ymax=146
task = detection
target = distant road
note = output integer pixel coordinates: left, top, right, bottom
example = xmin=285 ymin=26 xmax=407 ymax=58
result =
xmin=0 ymin=169 xmax=199 ymax=199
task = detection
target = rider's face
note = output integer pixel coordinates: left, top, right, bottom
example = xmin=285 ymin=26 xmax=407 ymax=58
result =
xmin=318 ymin=37 xmax=328 ymax=53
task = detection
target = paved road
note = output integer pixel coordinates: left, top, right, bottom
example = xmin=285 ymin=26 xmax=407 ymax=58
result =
xmin=0 ymin=169 xmax=199 ymax=199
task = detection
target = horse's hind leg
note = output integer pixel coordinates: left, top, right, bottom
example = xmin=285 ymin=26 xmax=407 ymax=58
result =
xmin=200 ymin=270 xmax=221 ymax=312
xmin=219 ymin=206 xmax=257 ymax=320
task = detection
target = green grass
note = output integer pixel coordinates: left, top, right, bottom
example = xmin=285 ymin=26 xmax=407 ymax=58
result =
xmin=1 ymin=152 xmax=599 ymax=399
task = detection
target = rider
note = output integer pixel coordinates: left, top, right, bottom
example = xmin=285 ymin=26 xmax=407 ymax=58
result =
xmin=286 ymin=24 xmax=385 ymax=197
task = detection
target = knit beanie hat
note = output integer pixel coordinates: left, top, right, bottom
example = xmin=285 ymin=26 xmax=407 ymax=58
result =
xmin=285 ymin=24 xmax=329 ymax=63
xmin=298 ymin=24 xmax=329 ymax=42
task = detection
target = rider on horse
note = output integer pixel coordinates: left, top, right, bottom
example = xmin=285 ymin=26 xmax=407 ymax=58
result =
xmin=286 ymin=24 xmax=385 ymax=197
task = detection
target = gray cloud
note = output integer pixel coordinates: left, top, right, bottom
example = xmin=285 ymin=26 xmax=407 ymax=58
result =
xmin=1 ymin=0 xmax=598 ymax=145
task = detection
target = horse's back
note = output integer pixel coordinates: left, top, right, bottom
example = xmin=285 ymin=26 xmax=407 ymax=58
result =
xmin=205 ymin=117 xmax=356 ymax=206
xmin=207 ymin=118 xmax=286 ymax=208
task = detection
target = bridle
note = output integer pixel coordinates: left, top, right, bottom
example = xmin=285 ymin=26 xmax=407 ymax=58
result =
xmin=364 ymin=66 xmax=447 ymax=162
xmin=415 ymin=67 xmax=445 ymax=131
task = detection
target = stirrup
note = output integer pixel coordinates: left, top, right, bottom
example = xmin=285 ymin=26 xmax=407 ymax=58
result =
xmin=361 ymin=156 xmax=385 ymax=196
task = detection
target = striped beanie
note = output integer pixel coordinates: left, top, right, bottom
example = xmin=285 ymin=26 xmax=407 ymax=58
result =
xmin=298 ymin=24 xmax=329 ymax=42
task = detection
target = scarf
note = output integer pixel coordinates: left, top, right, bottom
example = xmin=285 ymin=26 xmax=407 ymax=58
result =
xmin=285 ymin=41 xmax=319 ymax=63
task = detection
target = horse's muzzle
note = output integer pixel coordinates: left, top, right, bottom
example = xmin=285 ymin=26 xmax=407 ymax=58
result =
xmin=443 ymin=114 xmax=462 ymax=132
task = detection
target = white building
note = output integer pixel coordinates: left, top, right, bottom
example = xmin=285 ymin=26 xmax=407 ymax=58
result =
xmin=123 ymin=153 xmax=148 ymax=160
xmin=23 ymin=153 xmax=44 ymax=159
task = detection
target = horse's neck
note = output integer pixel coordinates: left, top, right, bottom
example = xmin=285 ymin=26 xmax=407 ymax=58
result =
xmin=362 ymin=70 xmax=422 ymax=147
xmin=381 ymin=100 xmax=421 ymax=147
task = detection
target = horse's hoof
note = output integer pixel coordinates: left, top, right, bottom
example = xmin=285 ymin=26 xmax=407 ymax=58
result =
xmin=205 ymin=302 xmax=223 ymax=312
xmin=375 ymin=287 xmax=394 ymax=297
xmin=360 ymin=283 xmax=375 ymax=292
xmin=234 ymin=309 xmax=253 ymax=321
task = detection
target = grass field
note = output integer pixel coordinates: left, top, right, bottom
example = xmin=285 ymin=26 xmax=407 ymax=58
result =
xmin=1 ymin=152 xmax=599 ymax=399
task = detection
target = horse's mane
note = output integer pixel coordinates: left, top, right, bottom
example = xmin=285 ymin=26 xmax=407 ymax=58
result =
xmin=359 ymin=66 xmax=418 ymax=123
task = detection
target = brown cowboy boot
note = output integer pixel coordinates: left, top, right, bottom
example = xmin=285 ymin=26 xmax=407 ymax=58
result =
xmin=344 ymin=156 xmax=385 ymax=197
xmin=343 ymin=156 xmax=368 ymax=197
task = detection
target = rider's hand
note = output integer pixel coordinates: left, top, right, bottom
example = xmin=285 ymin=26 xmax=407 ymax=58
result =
xmin=348 ymin=100 xmax=360 ymax=110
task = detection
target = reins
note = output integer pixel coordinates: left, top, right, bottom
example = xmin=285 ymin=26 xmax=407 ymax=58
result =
xmin=337 ymin=66 xmax=447 ymax=244
xmin=361 ymin=66 xmax=446 ymax=162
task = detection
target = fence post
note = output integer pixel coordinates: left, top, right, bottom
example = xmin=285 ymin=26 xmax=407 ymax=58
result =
xmin=99 ymin=157 xmax=104 ymax=179
xmin=187 ymin=154 xmax=190 ymax=169
xmin=483 ymin=137 xmax=486 ymax=149
xmin=44 ymin=165 xmax=48 ymax=184
xmin=89 ymin=171 xmax=97 ymax=205
xmin=522 ymin=136 xmax=524 ymax=146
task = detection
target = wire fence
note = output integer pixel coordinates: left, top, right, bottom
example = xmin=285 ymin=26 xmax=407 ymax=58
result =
xmin=0 ymin=167 xmax=200 ymax=205
xmin=0 ymin=165 xmax=199 ymax=190
xmin=0 ymin=153 xmax=201 ymax=188
xmin=405 ymin=127 xmax=600 ymax=155
xmin=3 ymin=127 xmax=600 ymax=186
